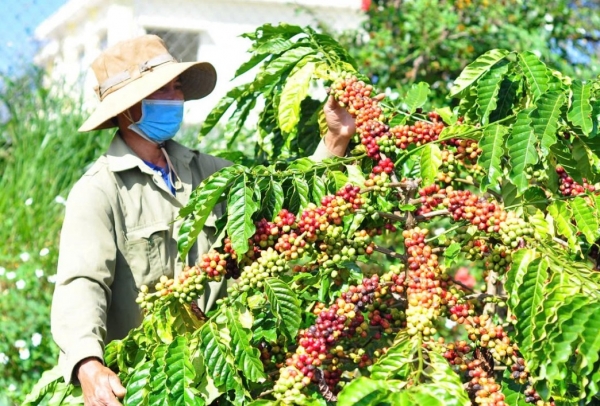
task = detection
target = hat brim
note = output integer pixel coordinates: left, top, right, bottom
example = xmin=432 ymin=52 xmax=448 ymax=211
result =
xmin=78 ymin=61 xmax=216 ymax=132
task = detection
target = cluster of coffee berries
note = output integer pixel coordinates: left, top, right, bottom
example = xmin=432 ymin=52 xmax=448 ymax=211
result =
xmin=556 ymin=165 xmax=596 ymax=196
xmin=484 ymin=245 xmax=512 ymax=274
xmin=465 ymin=314 xmax=518 ymax=365
xmin=258 ymin=340 xmax=288 ymax=370
xmin=329 ymin=75 xmax=376 ymax=118
xmin=227 ymin=248 xmax=285 ymax=294
xmin=449 ymin=303 xmax=473 ymax=324
xmin=441 ymin=339 xmax=507 ymax=405
xmin=250 ymin=209 xmax=297 ymax=252
xmin=510 ymin=356 xmax=529 ymax=384
xmin=438 ymin=149 xmax=458 ymax=183
xmin=372 ymin=157 xmax=394 ymax=175
xmin=418 ymin=185 xmax=530 ymax=238
xmin=315 ymin=226 xmax=374 ymax=268
xmin=402 ymin=227 xmax=455 ymax=336
xmin=136 ymin=265 xmax=208 ymax=310
xmin=524 ymin=166 xmax=548 ymax=183
xmin=443 ymin=339 xmax=473 ymax=370
xmin=274 ymin=275 xmax=382 ymax=399
xmin=329 ymin=76 xmax=384 ymax=158
xmin=273 ymin=366 xmax=311 ymax=403
xmin=524 ymin=385 xmax=555 ymax=405
xmin=444 ymin=138 xmax=482 ymax=162
xmin=462 ymin=238 xmax=490 ymax=261
xmin=197 ymin=251 xmax=227 ymax=280
xmin=297 ymin=185 xmax=365 ymax=241
xmin=359 ymin=119 xmax=388 ymax=158
xmin=388 ymin=114 xmax=446 ymax=150
xmin=464 ymin=358 xmax=506 ymax=405
xmin=498 ymin=213 xmax=534 ymax=248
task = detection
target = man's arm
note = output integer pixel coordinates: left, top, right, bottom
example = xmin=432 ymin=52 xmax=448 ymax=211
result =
xmin=51 ymin=178 xmax=125 ymax=403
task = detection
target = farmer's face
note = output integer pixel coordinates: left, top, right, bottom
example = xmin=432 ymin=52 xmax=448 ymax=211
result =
xmin=127 ymin=77 xmax=184 ymax=121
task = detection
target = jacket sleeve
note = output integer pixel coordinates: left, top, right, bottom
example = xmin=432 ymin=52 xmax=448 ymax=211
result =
xmin=310 ymin=138 xmax=338 ymax=162
xmin=51 ymin=177 xmax=116 ymax=383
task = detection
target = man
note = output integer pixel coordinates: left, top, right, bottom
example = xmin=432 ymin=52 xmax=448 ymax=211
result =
xmin=50 ymin=35 xmax=354 ymax=405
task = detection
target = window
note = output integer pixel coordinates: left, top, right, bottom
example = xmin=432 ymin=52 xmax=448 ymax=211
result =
xmin=145 ymin=29 xmax=200 ymax=62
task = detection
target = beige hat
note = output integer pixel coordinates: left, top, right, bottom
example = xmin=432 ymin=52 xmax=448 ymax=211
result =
xmin=79 ymin=34 xmax=216 ymax=132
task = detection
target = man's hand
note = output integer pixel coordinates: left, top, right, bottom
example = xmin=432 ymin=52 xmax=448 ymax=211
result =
xmin=77 ymin=357 xmax=126 ymax=406
xmin=323 ymin=96 xmax=356 ymax=156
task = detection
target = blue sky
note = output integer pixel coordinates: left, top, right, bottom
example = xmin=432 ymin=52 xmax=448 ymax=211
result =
xmin=1 ymin=0 xmax=67 ymax=74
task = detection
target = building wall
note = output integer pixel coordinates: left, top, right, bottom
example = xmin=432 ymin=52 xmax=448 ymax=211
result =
xmin=35 ymin=0 xmax=364 ymax=125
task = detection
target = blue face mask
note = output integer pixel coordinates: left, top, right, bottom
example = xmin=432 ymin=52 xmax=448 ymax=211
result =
xmin=128 ymin=99 xmax=184 ymax=143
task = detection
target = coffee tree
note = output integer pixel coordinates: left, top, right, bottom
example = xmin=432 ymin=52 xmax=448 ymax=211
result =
xmin=27 ymin=24 xmax=600 ymax=406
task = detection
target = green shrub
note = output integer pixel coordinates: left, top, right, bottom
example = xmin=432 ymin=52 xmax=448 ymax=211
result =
xmin=0 ymin=68 xmax=111 ymax=404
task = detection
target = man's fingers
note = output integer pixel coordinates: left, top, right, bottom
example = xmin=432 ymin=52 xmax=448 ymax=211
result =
xmin=98 ymin=388 xmax=123 ymax=406
xmin=108 ymin=374 xmax=127 ymax=398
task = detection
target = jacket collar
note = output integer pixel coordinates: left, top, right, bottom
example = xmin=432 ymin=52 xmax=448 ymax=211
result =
xmin=106 ymin=132 xmax=195 ymax=173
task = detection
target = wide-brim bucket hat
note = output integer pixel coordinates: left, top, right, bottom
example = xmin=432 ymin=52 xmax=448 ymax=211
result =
xmin=79 ymin=34 xmax=216 ymax=132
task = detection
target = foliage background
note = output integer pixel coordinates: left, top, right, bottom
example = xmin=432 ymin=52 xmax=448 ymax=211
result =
xmin=339 ymin=0 xmax=600 ymax=105
xmin=3 ymin=0 xmax=600 ymax=404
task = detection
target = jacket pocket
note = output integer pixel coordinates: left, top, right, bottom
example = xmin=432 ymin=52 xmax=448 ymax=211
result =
xmin=125 ymin=223 xmax=170 ymax=290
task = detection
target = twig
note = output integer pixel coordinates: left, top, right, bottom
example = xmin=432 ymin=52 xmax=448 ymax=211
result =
xmin=553 ymin=237 xmax=569 ymax=248
xmin=374 ymin=245 xmax=407 ymax=261
xmin=450 ymin=278 xmax=475 ymax=292
xmin=258 ymin=389 xmax=274 ymax=398
xmin=378 ymin=211 xmax=406 ymax=222
xmin=484 ymin=270 xmax=500 ymax=315
xmin=463 ymin=292 xmax=507 ymax=302
xmin=361 ymin=181 xmax=421 ymax=194
xmin=413 ymin=209 xmax=450 ymax=222
xmin=314 ymin=369 xmax=337 ymax=402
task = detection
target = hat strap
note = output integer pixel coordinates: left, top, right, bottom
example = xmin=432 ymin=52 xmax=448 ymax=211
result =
xmin=98 ymin=53 xmax=177 ymax=98
xmin=159 ymin=143 xmax=182 ymax=192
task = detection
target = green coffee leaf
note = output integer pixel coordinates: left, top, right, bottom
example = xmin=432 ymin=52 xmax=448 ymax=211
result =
xmin=263 ymin=277 xmax=302 ymax=340
xmin=478 ymin=123 xmax=507 ymax=191
xmin=420 ymin=143 xmax=442 ymax=186
xmin=261 ymin=179 xmax=284 ymax=221
xmin=125 ymin=359 xmax=152 ymax=406
xmin=530 ymin=91 xmax=566 ymax=157
xmin=507 ymin=108 xmax=538 ymax=193
xmin=199 ymin=322 xmax=242 ymax=392
xmin=165 ymin=336 xmax=201 ymax=406
xmin=518 ymin=51 xmax=550 ymax=100
xmin=278 ymin=61 xmax=316 ymax=133
xmin=513 ymin=257 xmax=548 ymax=354
xmin=148 ymin=345 xmax=169 ymax=406
xmin=225 ymin=308 xmax=266 ymax=383
xmin=226 ymin=173 xmax=259 ymax=257
xmin=568 ymin=80 xmax=593 ymax=136
xmin=336 ymin=377 xmax=388 ymax=406
xmin=450 ymin=49 xmax=510 ymax=96
xmin=571 ymin=196 xmax=598 ymax=244
xmin=547 ymin=201 xmax=577 ymax=249
xmin=476 ymin=60 xmax=510 ymax=125
xmin=292 ymin=177 xmax=310 ymax=210
xmin=200 ymin=86 xmax=249 ymax=136
xmin=370 ymin=334 xmax=416 ymax=380
xmin=403 ymin=82 xmax=430 ymax=113
xmin=178 ymin=166 xmax=244 ymax=260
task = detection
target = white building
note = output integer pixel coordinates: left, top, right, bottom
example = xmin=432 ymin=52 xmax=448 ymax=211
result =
xmin=35 ymin=0 xmax=364 ymax=125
